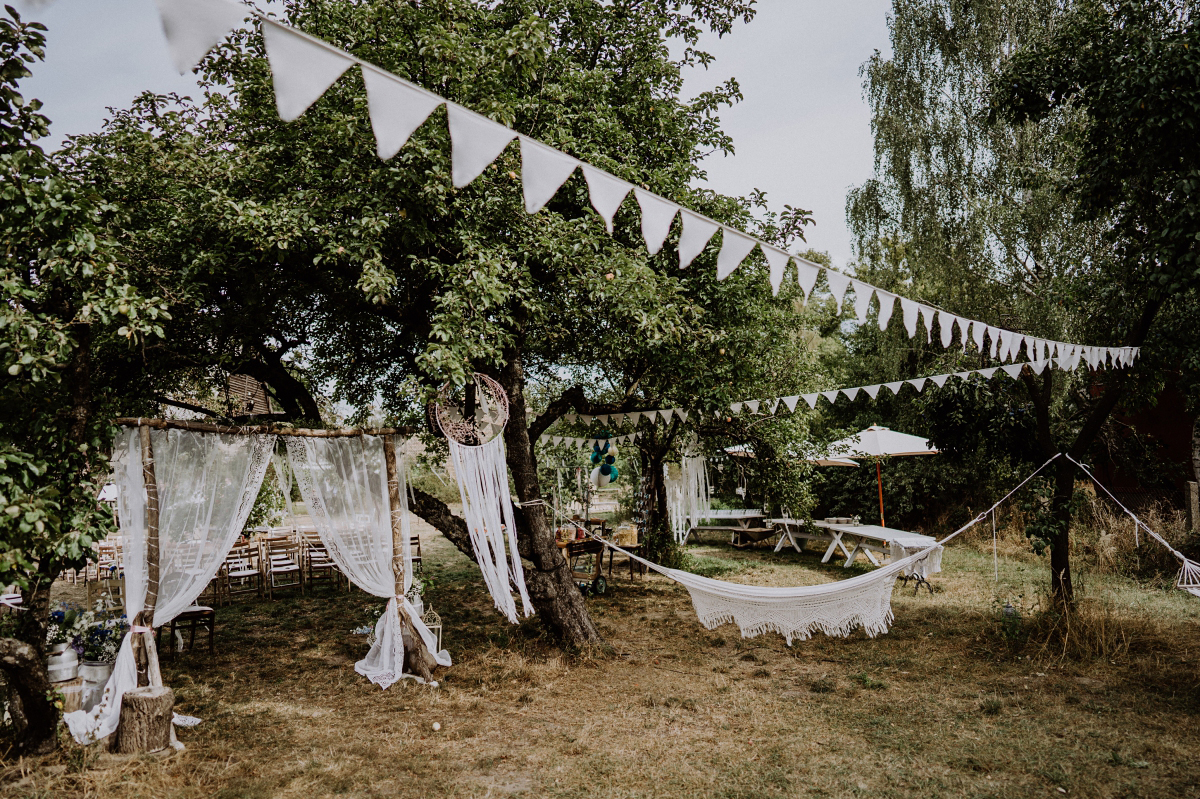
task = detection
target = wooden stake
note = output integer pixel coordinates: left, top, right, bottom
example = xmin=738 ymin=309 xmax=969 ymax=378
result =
xmin=137 ymin=425 xmax=163 ymax=688
xmin=383 ymin=435 xmax=405 ymax=597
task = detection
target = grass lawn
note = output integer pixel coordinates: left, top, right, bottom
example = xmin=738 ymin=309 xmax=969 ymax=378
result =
xmin=4 ymin=524 xmax=1199 ymax=798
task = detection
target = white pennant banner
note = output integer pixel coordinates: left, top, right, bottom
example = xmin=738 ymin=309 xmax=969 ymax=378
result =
xmin=447 ymin=106 xmax=516 ymax=188
xmin=362 ymin=66 xmax=443 ymax=161
xmin=261 ymin=21 xmax=354 ymax=123
xmin=520 ymin=138 xmax=579 ymax=214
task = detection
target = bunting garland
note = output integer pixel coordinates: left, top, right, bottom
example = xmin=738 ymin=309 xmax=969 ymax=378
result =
xmin=150 ymin=0 xmax=1138 ymax=368
xmin=537 ymin=432 xmax=642 ymax=449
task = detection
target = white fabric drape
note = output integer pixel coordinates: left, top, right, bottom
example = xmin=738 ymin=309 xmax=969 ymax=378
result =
xmin=446 ymin=435 xmax=532 ymax=623
xmin=65 ymin=428 xmax=274 ymax=744
xmin=286 ymin=436 xmax=450 ymax=688
xmin=678 ymin=456 xmax=711 ymax=543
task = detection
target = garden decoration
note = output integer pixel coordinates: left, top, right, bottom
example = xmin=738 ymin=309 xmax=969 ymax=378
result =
xmin=150 ymin=0 xmax=1136 ymax=369
xmin=286 ymin=434 xmax=450 ymax=688
xmin=826 ymin=425 xmax=939 ymax=528
xmin=65 ymin=424 xmax=274 ymax=746
xmin=433 ymin=375 xmax=532 ymax=623
xmin=589 ymin=438 xmax=620 ymax=487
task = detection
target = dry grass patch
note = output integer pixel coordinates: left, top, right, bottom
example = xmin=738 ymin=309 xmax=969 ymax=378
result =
xmin=4 ymin=527 xmax=1200 ymax=798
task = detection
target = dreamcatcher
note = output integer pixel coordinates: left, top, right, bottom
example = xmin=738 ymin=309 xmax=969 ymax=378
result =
xmin=431 ymin=374 xmax=531 ymax=623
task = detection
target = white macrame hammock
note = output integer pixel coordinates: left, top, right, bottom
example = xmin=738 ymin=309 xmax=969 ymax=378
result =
xmin=65 ymin=427 xmax=274 ymax=744
xmin=446 ymin=435 xmax=532 ymax=623
xmin=286 ymin=435 xmax=450 ymax=688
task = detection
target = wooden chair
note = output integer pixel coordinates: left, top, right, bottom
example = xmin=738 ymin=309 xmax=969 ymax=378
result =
xmin=410 ymin=533 xmax=423 ymax=573
xmin=223 ymin=544 xmax=262 ymax=602
xmin=262 ymin=539 xmax=305 ymax=598
xmin=86 ymin=577 xmax=124 ymax=611
xmin=158 ymin=605 xmax=215 ymax=657
xmin=301 ymin=532 xmax=340 ymax=591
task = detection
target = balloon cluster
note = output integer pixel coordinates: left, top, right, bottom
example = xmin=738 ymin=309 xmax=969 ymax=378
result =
xmin=589 ymin=440 xmax=620 ymax=487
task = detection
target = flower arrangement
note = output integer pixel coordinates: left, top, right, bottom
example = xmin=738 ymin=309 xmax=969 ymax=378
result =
xmin=45 ymin=603 xmax=88 ymax=648
xmin=44 ymin=602 xmax=129 ymax=662
xmin=78 ymin=611 xmax=129 ymax=663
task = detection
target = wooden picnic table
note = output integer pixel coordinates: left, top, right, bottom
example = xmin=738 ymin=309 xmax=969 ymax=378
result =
xmin=686 ymin=509 xmax=776 ymax=547
xmin=811 ymin=521 xmax=939 ymax=570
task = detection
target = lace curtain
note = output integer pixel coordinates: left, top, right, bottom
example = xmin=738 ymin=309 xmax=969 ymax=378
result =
xmin=286 ymin=436 xmax=450 ymax=688
xmin=446 ymin=436 xmax=531 ymax=623
xmin=66 ymin=427 xmax=274 ymax=744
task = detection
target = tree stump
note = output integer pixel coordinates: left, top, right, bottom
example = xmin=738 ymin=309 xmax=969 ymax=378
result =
xmin=112 ymin=686 xmax=174 ymax=754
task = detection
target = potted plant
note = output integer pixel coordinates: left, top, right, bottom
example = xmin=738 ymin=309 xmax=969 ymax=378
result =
xmin=78 ymin=612 xmax=129 ymax=710
xmin=44 ymin=604 xmax=84 ymax=682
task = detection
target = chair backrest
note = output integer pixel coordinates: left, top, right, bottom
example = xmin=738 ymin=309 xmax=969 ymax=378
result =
xmin=87 ymin=577 xmax=124 ymax=610
xmin=225 ymin=544 xmax=259 ymax=571
xmin=265 ymin=541 xmax=302 ymax=565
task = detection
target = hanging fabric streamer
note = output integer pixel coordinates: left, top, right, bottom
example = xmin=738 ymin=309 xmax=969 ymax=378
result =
xmin=286 ymin=435 xmax=450 ymax=688
xmin=65 ymin=426 xmax=274 ymax=744
xmin=447 ymin=435 xmax=533 ymax=623
xmin=679 ymin=455 xmax=711 ymax=543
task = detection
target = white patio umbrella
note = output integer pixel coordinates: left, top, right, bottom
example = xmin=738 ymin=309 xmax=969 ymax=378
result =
xmin=724 ymin=445 xmax=859 ymax=467
xmin=826 ymin=425 xmax=938 ymax=527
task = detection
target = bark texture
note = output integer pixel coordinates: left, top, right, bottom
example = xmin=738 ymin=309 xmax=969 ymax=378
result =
xmin=112 ymin=686 xmax=174 ymax=754
xmin=0 ymin=636 xmax=57 ymax=755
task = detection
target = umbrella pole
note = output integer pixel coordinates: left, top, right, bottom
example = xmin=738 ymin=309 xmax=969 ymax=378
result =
xmin=876 ymin=459 xmax=885 ymax=528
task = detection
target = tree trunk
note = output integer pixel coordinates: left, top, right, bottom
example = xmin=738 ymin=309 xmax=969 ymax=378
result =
xmin=112 ymin=686 xmax=174 ymax=754
xmin=1049 ymin=456 xmax=1076 ymax=606
xmin=1192 ymin=416 xmax=1200 ymax=485
xmin=0 ymin=636 xmax=57 ymax=755
xmin=497 ymin=352 xmax=604 ymax=649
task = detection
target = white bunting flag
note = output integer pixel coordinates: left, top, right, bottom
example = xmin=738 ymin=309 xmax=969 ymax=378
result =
xmin=998 ymin=330 xmax=1014 ymax=362
xmin=261 ymin=21 xmax=354 ymax=122
xmin=884 ymin=381 xmax=905 ymax=395
xmin=821 ymin=390 xmax=839 ymax=404
xmin=919 ymin=306 xmax=935 ymax=343
xmin=987 ymin=326 xmax=1001 ymax=358
xmin=782 ymin=396 xmax=800 ymax=412
xmin=762 ymin=245 xmax=792 ymax=295
xmin=563 ymin=414 xmax=577 ymax=423
xmin=766 ymin=399 xmax=779 ymax=415
xmin=851 ymin=280 xmax=873 ymax=323
xmin=971 ymin=320 xmax=986 ymax=352
xmin=876 ymin=290 xmax=897 ymax=331
xmin=824 ymin=269 xmax=852 ymax=314
xmin=899 ymin=298 xmax=920 ymax=339
xmin=520 ymin=138 xmax=579 ymax=213
xmin=938 ymin=311 xmax=954 ymax=348
xmin=1030 ymin=359 xmax=1049 ymax=375
xmin=678 ymin=210 xmax=719 ymax=269
xmin=633 ymin=189 xmax=678 ymax=255
xmin=581 ymin=166 xmax=630 ymax=233
xmin=931 ymin=374 xmax=950 ymax=388
xmin=978 ymin=367 xmax=998 ymax=379
xmin=953 ymin=371 xmax=972 ymax=380
xmin=954 ymin=317 xmax=970 ymax=350
xmin=802 ymin=394 xmax=819 ymax=409
xmin=155 ymin=0 xmax=247 ymax=74
xmin=863 ymin=385 xmax=882 ymax=399
xmin=447 ymin=105 xmax=516 ymax=188
xmin=362 ymin=66 xmax=443 ymax=161
xmin=909 ymin=377 xmax=927 ymax=392
xmin=795 ymin=258 xmax=822 ymax=301
xmin=581 ymin=415 xmax=593 ymax=424
xmin=716 ymin=228 xmax=758 ymax=280
xmin=730 ymin=402 xmax=743 ymax=414
xmin=842 ymin=387 xmax=861 ymax=401
xmin=660 ymin=409 xmax=674 ymax=423
xmin=745 ymin=400 xmax=761 ymax=414
xmin=596 ymin=415 xmax=609 ymax=424
xmin=676 ymin=409 xmax=689 ymax=422
xmin=627 ymin=412 xmax=641 ymax=424
xmin=1002 ymin=364 xmax=1025 ymax=379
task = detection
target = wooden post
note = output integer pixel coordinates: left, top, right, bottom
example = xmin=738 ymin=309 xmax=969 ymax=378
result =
xmin=136 ymin=425 xmax=163 ymax=689
xmin=383 ymin=435 xmax=405 ymax=598
xmin=876 ymin=460 xmax=886 ymax=529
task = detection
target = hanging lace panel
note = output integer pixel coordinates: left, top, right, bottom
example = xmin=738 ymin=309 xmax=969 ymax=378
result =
xmin=65 ymin=427 xmax=274 ymax=744
xmin=446 ymin=435 xmax=532 ymax=623
xmin=286 ymin=435 xmax=450 ymax=688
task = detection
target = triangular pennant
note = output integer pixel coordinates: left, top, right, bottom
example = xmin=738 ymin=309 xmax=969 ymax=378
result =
xmin=899 ymin=298 xmax=920 ymax=338
xmin=782 ymin=396 xmax=800 ymax=412
xmin=766 ymin=399 xmax=780 ymax=415
xmin=716 ymin=228 xmax=758 ymax=280
xmin=596 ymin=415 xmax=609 ymax=424
xmin=1029 ymin=359 xmax=1049 ymax=375
xmin=802 ymin=394 xmax=819 ymax=409
xmin=953 ymin=371 xmax=972 ymax=380
xmin=447 ymin=105 xmax=516 ymax=188
xmin=155 ymin=0 xmax=247 ymax=74
xmin=519 ymin=137 xmax=579 ymax=213
xmin=938 ymin=310 xmax=954 ymax=348
xmin=988 ymin=326 xmax=1002 ymax=359
xmin=676 ymin=409 xmax=689 ymax=422
xmin=761 ymin=245 xmax=792 ymax=295
xmin=954 ymin=317 xmax=970 ymax=350
xmin=627 ymin=412 xmax=641 ymax=424
xmin=659 ymin=409 xmax=674 ymax=423
xmin=851 ymin=280 xmax=873 ymax=322
xmin=745 ymin=400 xmax=761 ymax=414
xmin=581 ymin=415 xmax=593 ymax=424
xmin=884 ymin=381 xmax=905 ymax=395
xmin=362 ymin=66 xmax=443 ymax=161
xmin=581 ymin=166 xmax=631 ymax=233
xmin=978 ymin=367 xmax=998 ymax=379
xmin=821 ymin=390 xmax=840 ymax=404
xmin=909 ymin=377 xmax=927 ymax=392
xmin=875 ymin=290 xmax=897 ymax=331
xmin=633 ymin=189 xmax=677 ymax=255
xmin=795 ymin=258 xmax=822 ymax=301
xmin=931 ymin=374 xmax=950 ymax=388
xmin=999 ymin=330 xmax=1015 ymax=362
xmin=824 ymin=270 xmax=852 ymax=314
xmin=842 ymin=387 xmax=861 ymax=401
xmin=863 ymin=385 xmax=881 ymax=399
xmin=261 ymin=20 xmax=355 ymax=122
xmin=919 ymin=305 xmax=935 ymax=343
xmin=729 ymin=402 xmax=743 ymax=414
xmin=1002 ymin=364 xmax=1025 ymax=379
xmin=971 ymin=320 xmax=986 ymax=352
xmin=678 ymin=210 xmax=720 ymax=269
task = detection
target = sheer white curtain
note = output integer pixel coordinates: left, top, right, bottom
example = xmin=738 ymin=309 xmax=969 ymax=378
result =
xmin=286 ymin=435 xmax=449 ymax=689
xmin=447 ymin=436 xmax=531 ymax=624
xmin=66 ymin=427 xmax=274 ymax=744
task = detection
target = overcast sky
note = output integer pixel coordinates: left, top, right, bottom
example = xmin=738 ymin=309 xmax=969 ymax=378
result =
xmin=14 ymin=0 xmax=892 ymax=268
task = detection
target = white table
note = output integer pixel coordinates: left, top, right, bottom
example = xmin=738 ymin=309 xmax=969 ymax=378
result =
xmin=686 ymin=509 xmax=770 ymax=545
xmin=810 ymin=522 xmax=940 ymax=571
xmin=771 ymin=518 xmax=839 ymax=555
